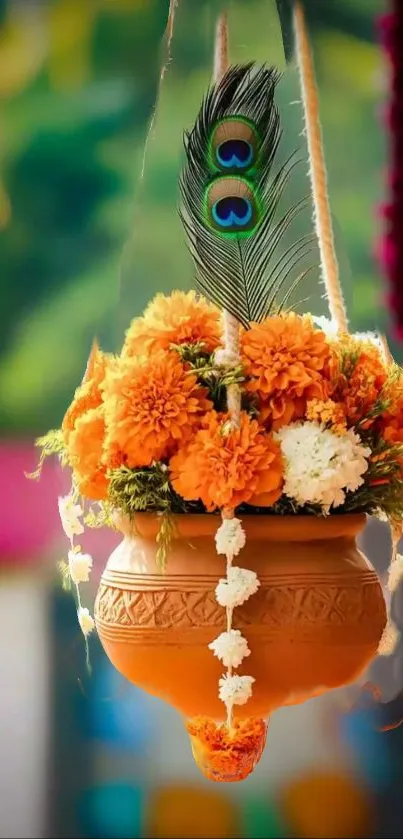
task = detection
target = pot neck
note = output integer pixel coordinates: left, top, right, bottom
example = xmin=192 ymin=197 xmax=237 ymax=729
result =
xmin=116 ymin=512 xmax=366 ymax=543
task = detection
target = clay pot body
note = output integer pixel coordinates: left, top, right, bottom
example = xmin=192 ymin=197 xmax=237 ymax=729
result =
xmin=94 ymin=513 xmax=386 ymax=720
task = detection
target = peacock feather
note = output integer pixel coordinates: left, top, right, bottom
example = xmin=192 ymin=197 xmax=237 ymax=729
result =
xmin=179 ymin=63 xmax=312 ymax=328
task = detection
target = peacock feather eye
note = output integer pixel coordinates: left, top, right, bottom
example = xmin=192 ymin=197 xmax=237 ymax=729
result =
xmin=209 ymin=118 xmax=260 ymax=174
xmin=180 ymin=64 xmax=304 ymax=327
xmin=205 ymin=177 xmax=260 ymax=236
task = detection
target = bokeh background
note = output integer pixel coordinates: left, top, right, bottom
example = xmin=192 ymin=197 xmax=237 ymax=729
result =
xmin=1 ymin=0 xmax=403 ymax=837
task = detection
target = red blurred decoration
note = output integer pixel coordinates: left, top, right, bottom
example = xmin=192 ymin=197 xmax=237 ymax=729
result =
xmin=1 ymin=440 xmax=118 ymax=568
xmin=378 ymin=4 xmax=403 ymax=338
xmin=0 ymin=441 xmax=62 ymax=565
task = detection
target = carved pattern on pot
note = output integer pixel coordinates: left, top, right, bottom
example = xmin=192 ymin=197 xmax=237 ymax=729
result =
xmin=95 ymin=572 xmax=384 ymax=636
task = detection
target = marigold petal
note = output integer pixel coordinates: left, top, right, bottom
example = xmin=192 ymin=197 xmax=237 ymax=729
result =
xmin=103 ymin=350 xmax=212 ymax=468
xmin=186 ymin=716 xmax=268 ymax=782
xmin=122 ymin=290 xmax=221 ymax=358
xmin=241 ymin=313 xmax=332 ymax=429
xmin=67 ymin=406 xmax=110 ymax=501
xmin=62 ymin=348 xmax=111 ymax=444
xmin=169 ymin=411 xmax=283 ymax=511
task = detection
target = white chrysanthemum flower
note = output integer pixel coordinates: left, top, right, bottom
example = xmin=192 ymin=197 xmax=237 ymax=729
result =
xmin=215 ymin=518 xmax=246 ymax=558
xmin=68 ymin=550 xmax=93 ymax=585
xmin=312 ymin=315 xmax=338 ymax=336
xmin=378 ymin=620 xmax=400 ymax=656
xmin=58 ymin=495 xmax=84 ymax=540
xmin=313 ymin=317 xmax=382 ymax=350
xmin=77 ymin=607 xmax=95 ymax=637
xmin=215 ymin=566 xmax=260 ymax=608
xmin=276 ymin=422 xmax=371 ymax=511
xmin=209 ymin=629 xmax=250 ymax=668
xmin=218 ymin=674 xmax=255 ymax=706
xmin=388 ymin=554 xmax=403 ymax=592
xmin=354 ymin=330 xmax=383 ymax=349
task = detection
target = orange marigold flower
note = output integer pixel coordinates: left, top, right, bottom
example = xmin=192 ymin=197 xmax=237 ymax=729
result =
xmin=67 ymin=407 xmax=109 ymax=501
xmin=103 ymin=351 xmax=212 ymax=468
xmin=122 ymin=290 xmax=221 ymax=358
xmin=169 ymin=411 xmax=283 ymax=511
xmin=306 ymin=398 xmax=347 ymax=432
xmin=380 ymin=372 xmax=403 ymax=445
xmin=241 ymin=313 xmax=332 ymax=430
xmin=62 ymin=345 xmax=111 ymax=444
xmin=384 ymin=420 xmax=403 ymax=446
xmin=186 ymin=716 xmax=267 ymax=782
xmin=331 ymin=338 xmax=388 ymax=426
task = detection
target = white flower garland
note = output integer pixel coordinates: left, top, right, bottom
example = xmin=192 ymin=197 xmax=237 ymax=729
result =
xmin=211 ymin=516 xmax=259 ymax=727
xmin=58 ymin=491 xmax=95 ymax=666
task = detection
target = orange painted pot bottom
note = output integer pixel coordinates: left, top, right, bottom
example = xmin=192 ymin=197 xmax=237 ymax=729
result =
xmin=95 ymin=513 xmax=386 ymax=721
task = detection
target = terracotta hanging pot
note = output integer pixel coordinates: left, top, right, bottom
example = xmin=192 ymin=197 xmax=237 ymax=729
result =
xmin=94 ymin=513 xmax=386 ymax=720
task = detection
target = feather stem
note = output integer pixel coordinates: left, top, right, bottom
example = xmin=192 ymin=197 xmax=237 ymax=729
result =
xmin=213 ymin=12 xmax=242 ymax=433
xmin=293 ymin=1 xmax=348 ymax=332
xmin=214 ymin=9 xmax=229 ymax=81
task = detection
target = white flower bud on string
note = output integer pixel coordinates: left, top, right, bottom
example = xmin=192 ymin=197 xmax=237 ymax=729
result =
xmin=215 ymin=518 xmax=246 ymax=558
xmin=219 ymin=674 xmax=255 ymax=706
xmin=209 ymin=629 xmax=251 ymax=668
xmin=215 ymin=566 xmax=260 ymax=609
xmin=58 ymin=490 xmax=95 ymax=672
xmin=78 ymin=607 xmax=95 ymax=637
xmin=68 ymin=550 xmax=93 ymax=585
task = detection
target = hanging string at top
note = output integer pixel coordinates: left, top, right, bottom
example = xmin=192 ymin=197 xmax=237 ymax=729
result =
xmin=293 ymin=1 xmax=349 ymax=333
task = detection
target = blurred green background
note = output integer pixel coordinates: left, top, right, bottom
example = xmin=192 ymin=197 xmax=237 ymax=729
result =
xmin=0 ymin=0 xmax=391 ymax=438
xmin=4 ymin=3 xmax=403 ymax=839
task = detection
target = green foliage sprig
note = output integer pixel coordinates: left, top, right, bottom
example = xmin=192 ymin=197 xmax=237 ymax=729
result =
xmin=108 ymin=463 xmax=181 ymax=515
xmin=26 ymin=428 xmax=68 ymax=479
xmin=107 ymin=463 xmax=204 ymax=568
xmin=342 ymin=439 xmax=403 ymax=519
xmin=172 ymin=341 xmax=258 ymax=415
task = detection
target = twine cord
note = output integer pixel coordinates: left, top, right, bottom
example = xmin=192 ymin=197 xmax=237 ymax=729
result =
xmin=293 ymin=1 xmax=348 ymax=332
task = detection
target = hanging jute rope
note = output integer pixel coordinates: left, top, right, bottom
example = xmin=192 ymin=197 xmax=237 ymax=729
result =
xmin=293 ymin=1 xmax=348 ymax=333
xmin=292 ymin=1 xmax=403 ymax=702
xmin=140 ymin=0 xmax=178 ymax=180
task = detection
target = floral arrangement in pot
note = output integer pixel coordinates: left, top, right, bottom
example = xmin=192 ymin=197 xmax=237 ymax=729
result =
xmin=33 ymin=5 xmax=402 ymax=782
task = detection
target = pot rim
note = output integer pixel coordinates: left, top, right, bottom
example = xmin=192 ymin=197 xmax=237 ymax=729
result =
xmin=117 ymin=512 xmax=367 ymax=542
